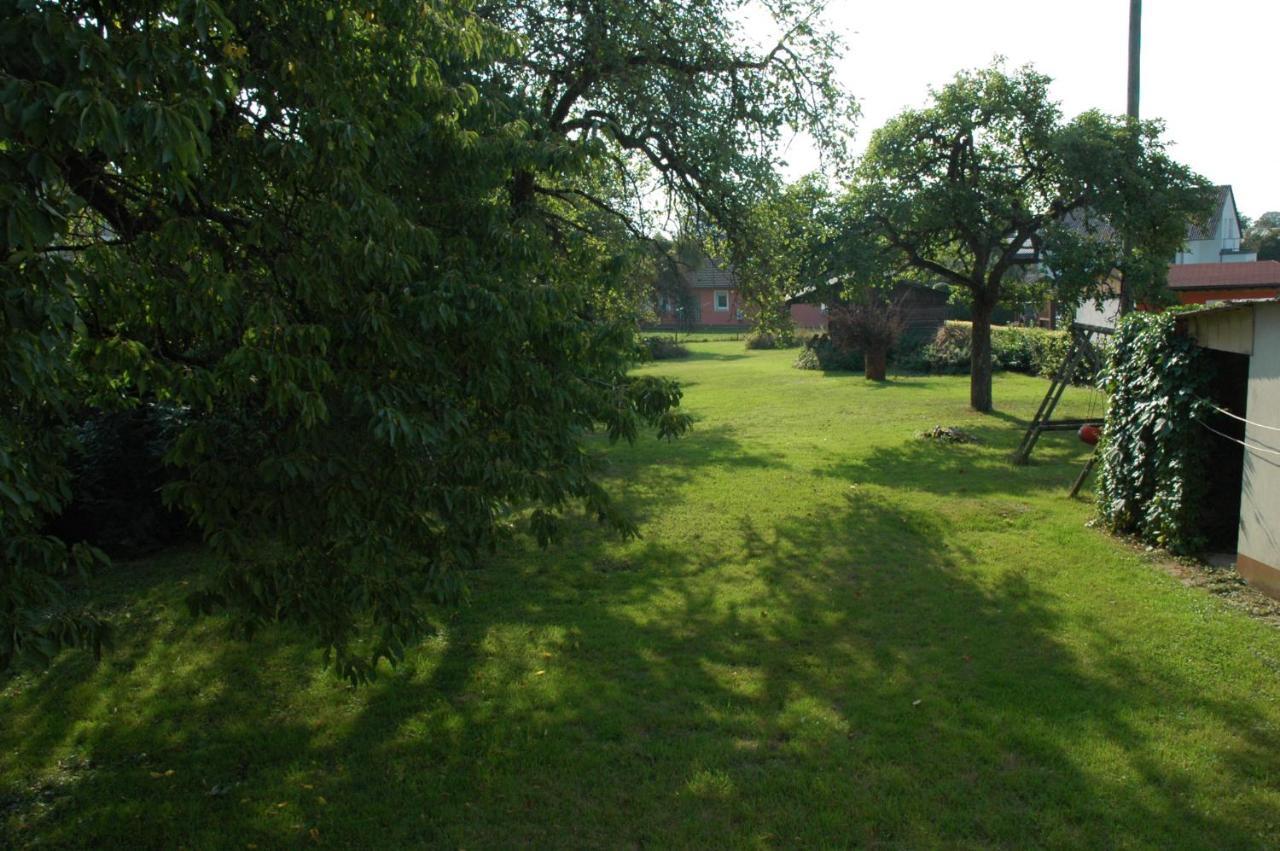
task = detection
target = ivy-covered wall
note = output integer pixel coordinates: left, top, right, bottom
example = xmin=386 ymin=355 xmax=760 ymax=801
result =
xmin=1096 ymin=311 xmax=1214 ymax=554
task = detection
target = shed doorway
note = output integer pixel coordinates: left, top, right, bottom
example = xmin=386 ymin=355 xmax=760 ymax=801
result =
xmin=1200 ymin=349 xmax=1250 ymax=552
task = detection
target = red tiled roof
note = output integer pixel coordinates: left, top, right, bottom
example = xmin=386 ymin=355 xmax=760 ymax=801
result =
xmin=1167 ymin=261 xmax=1280 ymax=290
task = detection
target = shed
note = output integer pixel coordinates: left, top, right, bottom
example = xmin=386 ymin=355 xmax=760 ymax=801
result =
xmin=1178 ymin=298 xmax=1280 ymax=598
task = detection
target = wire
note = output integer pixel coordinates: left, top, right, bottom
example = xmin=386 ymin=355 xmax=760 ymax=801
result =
xmin=1196 ymin=419 xmax=1280 ymax=458
xmin=1204 ymin=401 xmax=1280 ymax=433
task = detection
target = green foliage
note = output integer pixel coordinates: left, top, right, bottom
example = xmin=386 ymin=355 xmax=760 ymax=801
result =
xmin=745 ymin=331 xmax=784 ymax=350
xmin=48 ymin=405 xmax=193 ymax=557
xmin=916 ymin=322 xmax=1085 ymax=380
xmin=729 ymin=175 xmax=842 ymax=343
xmin=1243 ymin=211 xmax=1280 ymax=261
xmin=640 ymin=336 xmax=690 ymax=361
xmin=849 ymin=61 xmax=1210 ymax=411
xmin=1 ymin=0 xmax=849 ymax=678
xmin=794 ymin=334 xmax=863 ymax=372
xmin=1096 ymin=312 xmax=1213 ymax=554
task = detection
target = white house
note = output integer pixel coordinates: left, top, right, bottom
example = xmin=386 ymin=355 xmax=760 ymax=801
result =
xmin=1075 ymin=185 xmax=1258 ymax=329
xmin=1174 ymin=186 xmax=1257 ymax=265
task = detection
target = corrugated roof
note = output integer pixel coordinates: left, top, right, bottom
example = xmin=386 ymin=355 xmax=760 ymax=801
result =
xmin=1175 ymin=295 xmax=1280 ymax=319
xmin=1167 ymin=261 xmax=1280 ymax=290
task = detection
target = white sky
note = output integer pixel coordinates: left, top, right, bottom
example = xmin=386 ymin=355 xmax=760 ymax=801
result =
xmin=770 ymin=0 xmax=1280 ymax=218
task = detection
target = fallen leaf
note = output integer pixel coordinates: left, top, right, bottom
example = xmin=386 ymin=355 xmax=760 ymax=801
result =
xmin=912 ymin=699 xmax=922 ymax=707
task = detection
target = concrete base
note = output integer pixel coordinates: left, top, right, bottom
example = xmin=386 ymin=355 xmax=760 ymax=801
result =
xmin=1237 ymin=553 xmax=1280 ymax=601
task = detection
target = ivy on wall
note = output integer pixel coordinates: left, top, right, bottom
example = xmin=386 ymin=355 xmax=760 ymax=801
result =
xmin=1096 ymin=311 xmax=1214 ymax=554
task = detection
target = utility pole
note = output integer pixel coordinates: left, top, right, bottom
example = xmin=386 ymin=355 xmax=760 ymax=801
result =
xmin=1127 ymin=0 xmax=1141 ymax=120
xmin=1119 ymin=0 xmax=1142 ymax=315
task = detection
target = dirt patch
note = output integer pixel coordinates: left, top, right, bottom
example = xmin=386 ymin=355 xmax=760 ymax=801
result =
xmin=1151 ymin=554 xmax=1280 ymax=626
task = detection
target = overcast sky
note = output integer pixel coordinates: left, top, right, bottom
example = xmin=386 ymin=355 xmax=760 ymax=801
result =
xmin=770 ymin=0 xmax=1280 ymax=218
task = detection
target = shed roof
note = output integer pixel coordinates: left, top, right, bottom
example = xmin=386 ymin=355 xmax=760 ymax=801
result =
xmin=1167 ymin=261 xmax=1280 ymax=290
xmin=1175 ymin=295 xmax=1280 ymax=319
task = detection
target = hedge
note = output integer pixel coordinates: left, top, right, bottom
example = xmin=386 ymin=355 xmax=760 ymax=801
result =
xmin=798 ymin=321 xmax=1089 ymax=380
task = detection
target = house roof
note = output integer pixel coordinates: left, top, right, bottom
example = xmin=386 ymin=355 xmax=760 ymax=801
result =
xmin=1167 ymin=261 xmax=1280 ymax=290
xmin=1186 ymin=185 xmax=1239 ymax=241
xmin=681 ymin=258 xmax=737 ymax=289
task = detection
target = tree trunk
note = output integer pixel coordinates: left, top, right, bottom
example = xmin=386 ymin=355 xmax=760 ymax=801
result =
xmin=970 ymin=297 xmax=995 ymax=412
xmin=864 ymin=347 xmax=887 ymax=381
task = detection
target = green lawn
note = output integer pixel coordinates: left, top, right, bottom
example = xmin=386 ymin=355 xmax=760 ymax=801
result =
xmin=5 ymin=341 xmax=1280 ymax=848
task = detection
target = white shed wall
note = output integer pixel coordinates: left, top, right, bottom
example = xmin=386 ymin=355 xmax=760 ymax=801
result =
xmin=1239 ymin=304 xmax=1280 ymax=576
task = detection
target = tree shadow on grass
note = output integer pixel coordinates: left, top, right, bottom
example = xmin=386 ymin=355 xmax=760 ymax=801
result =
xmin=815 ymin=424 xmax=1094 ymax=499
xmin=5 ymin=476 xmax=1278 ymax=847
xmin=683 ymin=350 xmax=750 ymax=362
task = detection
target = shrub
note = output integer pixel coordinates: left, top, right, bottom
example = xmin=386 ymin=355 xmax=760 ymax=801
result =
xmin=828 ymin=292 xmax=906 ymax=381
xmin=918 ymin=321 xmax=1089 ymax=380
xmin=746 ymin=332 xmax=781 ymax=350
xmin=1096 ymin=311 xmax=1213 ymax=554
xmin=640 ymin=336 xmax=690 ymax=360
xmin=794 ymin=334 xmax=864 ymax=371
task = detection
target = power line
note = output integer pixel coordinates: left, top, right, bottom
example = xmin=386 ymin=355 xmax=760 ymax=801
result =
xmin=1205 ymin=401 xmax=1280 ymax=433
xmin=1197 ymin=419 xmax=1280 ymax=459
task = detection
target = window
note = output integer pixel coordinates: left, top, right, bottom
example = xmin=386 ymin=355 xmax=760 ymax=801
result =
xmin=714 ymin=290 xmax=729 ymax=311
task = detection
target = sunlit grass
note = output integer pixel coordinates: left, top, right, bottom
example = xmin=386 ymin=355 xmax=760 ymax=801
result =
xmin=4 ymin=341 xmax=1279 ymax=848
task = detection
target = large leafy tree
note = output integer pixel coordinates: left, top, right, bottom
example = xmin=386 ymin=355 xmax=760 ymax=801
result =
xmin=1 ymin=0 xmax=852 ymax=678
xmin=729 ymin=173 xmax=840 ymax=341
xmin=851 ymin=63 xmax=1210 ymax=412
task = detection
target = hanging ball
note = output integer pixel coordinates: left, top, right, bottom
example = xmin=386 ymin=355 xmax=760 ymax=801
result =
xmin=1078 ymin=424 xmax=1101 ymax=446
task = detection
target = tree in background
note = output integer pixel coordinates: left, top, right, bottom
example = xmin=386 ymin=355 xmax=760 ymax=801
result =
xmin=1244 ymin=212 xmax=1280 ymax=261
xmin=850 ymin=63 xmax=1210 ymax=412
xmin=1 ymin=0 xmax=853 ymax=678
xmin=730 ymin=174 xmax=842 ymax=344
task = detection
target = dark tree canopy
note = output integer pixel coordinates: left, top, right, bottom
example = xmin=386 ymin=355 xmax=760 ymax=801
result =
xmin=849 ymin=63 xmax=1211 ymax=412
xmin=1 ymin=0 xmax=852 ymax=678
xmin=1244 ymin=211 xmax=1280 ymax=261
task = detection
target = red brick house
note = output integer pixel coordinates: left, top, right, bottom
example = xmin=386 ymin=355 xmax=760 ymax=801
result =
xmin=652 ymin=254 xmax=827 ymax=329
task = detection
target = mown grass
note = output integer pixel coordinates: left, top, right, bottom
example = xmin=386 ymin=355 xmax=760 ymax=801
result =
xmin=4 ymin=341 xmax=1279 ymax=848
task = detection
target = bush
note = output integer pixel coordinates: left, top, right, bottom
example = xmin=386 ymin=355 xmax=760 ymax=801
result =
xmin=917 ymin=321 xmax=1089 ymax=380
xmin=47 ymin=404 xmax=194 ymax=557
xmin=640 ymin=336 xmax=690 ymax=360
xmin=794 ymin=334 xmax=864 ymax=371
xmin=746 ymin=332 xmax=784 ymax=350
xmin=828 ymin=294 xmax=906 ymax=381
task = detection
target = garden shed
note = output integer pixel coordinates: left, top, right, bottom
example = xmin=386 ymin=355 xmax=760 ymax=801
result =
xmin=1178 ymin=299 xmax=1280 ymax=598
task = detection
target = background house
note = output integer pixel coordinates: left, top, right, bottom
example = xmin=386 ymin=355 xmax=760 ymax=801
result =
xmin=1175 ymin=186 xmax=1256 ymax=265
xmin=788 ymin=281 xmax=951 ymax=342
xmin=651 ymin=253 xmax=827 ymax=329
xmin=1074 ymin=184 xmax=1265 ymax=328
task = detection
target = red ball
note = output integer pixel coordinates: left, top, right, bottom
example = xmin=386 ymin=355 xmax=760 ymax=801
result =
xmin=1078 ymin=424 xmax=1101 ymax=446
